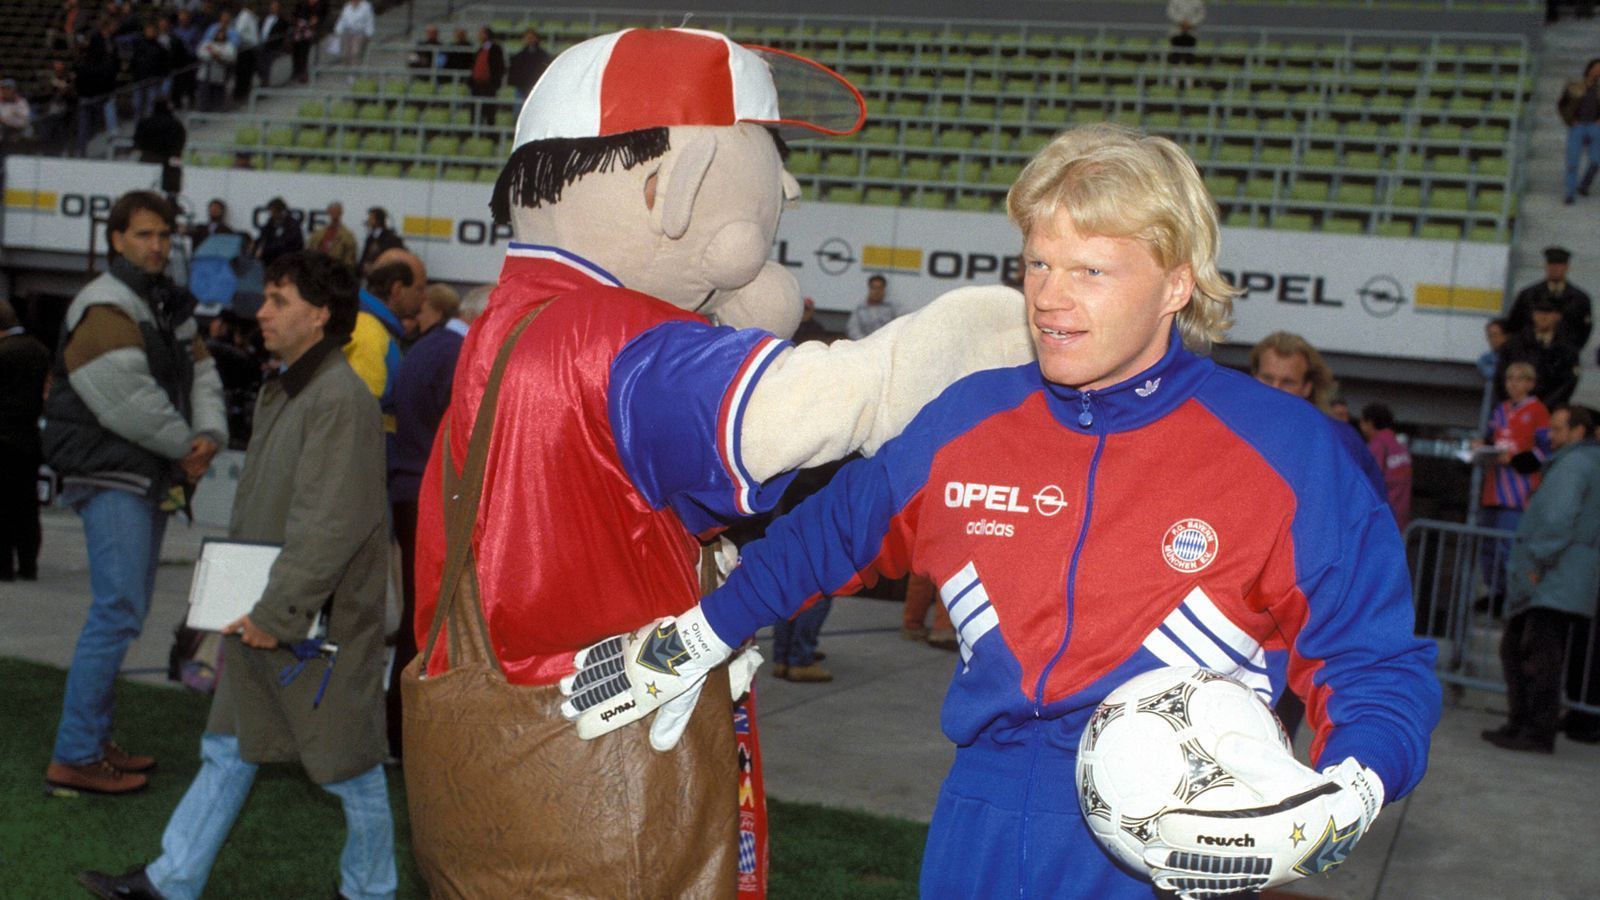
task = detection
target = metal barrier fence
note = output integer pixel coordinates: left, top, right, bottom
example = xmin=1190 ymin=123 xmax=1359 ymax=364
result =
xmin=1406 ymin=518 xmax=1600 ymax=715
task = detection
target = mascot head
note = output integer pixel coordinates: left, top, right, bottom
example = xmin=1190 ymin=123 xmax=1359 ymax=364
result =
xmin=490 ymin=28 xmax=863 ymax=334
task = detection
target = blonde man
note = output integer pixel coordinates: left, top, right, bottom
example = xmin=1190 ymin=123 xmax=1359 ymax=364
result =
xmin=1250 ymin=330 xmax=1338 ymax=413
xmin=565 ymin=123 xmax=1440 ymax=897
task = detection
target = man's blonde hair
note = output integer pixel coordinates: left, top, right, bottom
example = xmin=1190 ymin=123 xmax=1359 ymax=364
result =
xmin=1006 ymin=123 xmax=1236 ymax=351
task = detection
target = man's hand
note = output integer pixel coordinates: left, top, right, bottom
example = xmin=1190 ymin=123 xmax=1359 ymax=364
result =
xmin=1143 ymin=734 xmax=1384 ymax=899
xmin=558 ymin=604 xmax=732 ymax=751
xmin=223 ymin=614 xmax=280 ymax=650
xmin=181 ymin=436 xmax=220 ymax=482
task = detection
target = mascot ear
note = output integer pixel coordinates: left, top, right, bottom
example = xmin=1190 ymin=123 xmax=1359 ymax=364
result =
xmin=653 ymin=131 xmax=718 ymax=240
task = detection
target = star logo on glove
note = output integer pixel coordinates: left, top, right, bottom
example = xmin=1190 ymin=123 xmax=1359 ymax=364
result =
xmin=645 ymin=681 xmax=660 ymax=698
xmin=1293 ymin=817 xmax=1361 ymax=876
xmin=1289 ymin=823 xmax=1306 ymax=847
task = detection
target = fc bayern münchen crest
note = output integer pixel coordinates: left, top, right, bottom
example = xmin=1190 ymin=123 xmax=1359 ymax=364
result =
xmin=1162 ymin=518 xmax=1219 ymax=573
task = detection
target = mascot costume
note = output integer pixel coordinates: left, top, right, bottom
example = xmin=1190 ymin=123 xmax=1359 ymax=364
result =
xmin=403 ymin=28 xmax=1032 ymax=897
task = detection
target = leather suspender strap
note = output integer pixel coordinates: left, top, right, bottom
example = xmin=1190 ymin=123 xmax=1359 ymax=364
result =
xmin=419 ymin=306 xmax=544 ymax=673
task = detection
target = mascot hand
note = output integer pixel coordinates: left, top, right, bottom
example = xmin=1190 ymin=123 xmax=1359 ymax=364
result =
xmin=647 ymin=643 xmax=763 ymax=751
xmin=558 ymin=604 xmax=732 ymax=745
xmin=1143 ymin=734 xmax=1384 ymax=898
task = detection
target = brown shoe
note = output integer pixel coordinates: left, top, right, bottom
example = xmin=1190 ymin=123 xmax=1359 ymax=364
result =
xmin=102 ymin=741 xmax=156 ymax=773
xmin=771 ymin=664 xmax=788 ymax=679
xmin=782 ymin=663 xmax=834 ymax=683
xmin=926 ymin=629 xmax=959 ymax=652
xmin=46 ymin=760 xmax=149 ymax=795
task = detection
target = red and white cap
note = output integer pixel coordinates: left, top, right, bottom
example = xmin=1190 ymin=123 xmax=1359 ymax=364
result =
xmin=512 ymin=27 xmax=865 ymax=149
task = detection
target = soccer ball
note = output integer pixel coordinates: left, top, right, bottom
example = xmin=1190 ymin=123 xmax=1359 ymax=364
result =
xmin=1075 ymin=666 xmax=1288 ymax=875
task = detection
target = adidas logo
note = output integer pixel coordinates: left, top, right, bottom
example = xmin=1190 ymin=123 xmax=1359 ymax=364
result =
xmin=1135 ymin=378 xmax=1161 ymax=398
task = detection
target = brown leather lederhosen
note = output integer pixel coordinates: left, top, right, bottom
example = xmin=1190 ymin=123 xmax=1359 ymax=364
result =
xmin=402 ymin=306 xmax=739 ymax=898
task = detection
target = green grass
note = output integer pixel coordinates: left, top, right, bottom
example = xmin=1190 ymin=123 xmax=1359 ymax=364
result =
xmin=0 ymin=658 xmax=923 ymax=899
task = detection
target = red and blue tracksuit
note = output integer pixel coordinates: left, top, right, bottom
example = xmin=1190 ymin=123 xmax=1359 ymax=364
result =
xmin=702 ymin=330 xmax=1441 ymax=899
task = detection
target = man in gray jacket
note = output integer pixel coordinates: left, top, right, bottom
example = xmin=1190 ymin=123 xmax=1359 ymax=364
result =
xmin=44 ymin=191 xmax=226 ymax=796
xmin=78 ymin=252 xmax=395 ymax=900
xmin=1484 ymin=403 xmax=1600 ymax=753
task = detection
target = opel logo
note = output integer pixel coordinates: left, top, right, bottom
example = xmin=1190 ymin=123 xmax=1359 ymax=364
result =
xmin=1032 ymin=485 xmax=1068 ymax=517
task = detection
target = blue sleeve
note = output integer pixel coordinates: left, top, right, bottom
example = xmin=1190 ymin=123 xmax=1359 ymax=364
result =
xmin=608 ymin=320 xmax=796 ymax=534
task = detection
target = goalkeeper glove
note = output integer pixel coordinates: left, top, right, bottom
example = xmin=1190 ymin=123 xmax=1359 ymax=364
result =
xmin=1143 ymin=733 xmax=1385 ymax=899
xmin=558 ymin=604 xmax=752 ymax=751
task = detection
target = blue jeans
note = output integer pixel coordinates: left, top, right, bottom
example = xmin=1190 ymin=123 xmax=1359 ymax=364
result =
xmin=147 ymin=733 xmax=397 ymax=900
xmin=1477 ymin=506 xmax=1522 ymax=602
xmin=52 ymin=488 xmax=167 ymax=766
xmin=772 ymin=597 xmax=831 ymax=666
xmin=1565 ymin=122 xmax=1600 ymax=197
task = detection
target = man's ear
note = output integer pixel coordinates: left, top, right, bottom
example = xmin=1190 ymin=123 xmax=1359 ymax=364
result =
xmin=651 ymin=130 xmax=717 ymax=240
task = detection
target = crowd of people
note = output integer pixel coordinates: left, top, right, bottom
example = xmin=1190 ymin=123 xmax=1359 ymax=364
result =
xmin=404 ymin=25 xmax=550 ymax=125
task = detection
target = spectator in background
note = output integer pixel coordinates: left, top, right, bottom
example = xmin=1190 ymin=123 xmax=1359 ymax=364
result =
xmin=1360 ymin=402 xmax=1412 ymax=530
xmin=408 ymin=24 xmax=442 ymax=71
xmin=1480 ymin=317 xmax=1509 ymax=384
xmin=77 ymin=252 xmax=397 ymax=900
xmin=195 ymin=11 xmax=237 ymax=112
xmin=254 ymin=196 xmax=303 ymax=266
xmin=128 ymin=21 xmax=170 ymax=121
xmin=42 ymin=191 xmax=226 ymax=795
xmin=290 ymin=0 xmax=327 ymax=85
xmin=1506 ymin=247 xmax=1592 ymax=355
xmin=359 ymin=206 xmax=403 ymax=272
xmin=258 ymin=1 xmax=286 ymax=87
xmin=1249 ymin=329 xmax=1337 ymax=412
xmin=333 ymin=0 xmax=374 ymax=68
xmin=345 ymin=260 xmax=412 ymax=404
xmin=73 ymin=22 xmax=120 ymax=155
xmin=51 ymin=0 xmax=87 ymax=52
xmin=792 ymin=297 xmax=830 ymax=342
xmin=846 ymin=274 xmax=896 ymax=339
xmin=132 ymin=98 xmax=186 ymax=163
xmin=0 ymin=80 xmax=32 ymax=146
xmin=36 ymin=61 xmax=75 ymax=153
xmin=0 ymin=298 xmax=51 ymax=583
xmin=1485 ymin=403 xmax=1600 ymax=755
xmin=444 ymin=27 xmax=473 ymax=72
xmin=1501 ymin=297 xmax=1581 ymax=408
xmin=232 ymin=0 xmax=261 ymax=101
xmin=467 ymin=26 xmax=505 ymax=125
xmin=1558 ymin=58 xmax=1600 ymax=205
xmin=164 ymin=14 xmax=199 ymax=111
xmin=385 ymin=281 xmax=466 ymax=758
xmin=507 ymin=28 xmax=550 ymax=102
xmin=1476 ymin=361 xmax=1553 ymax=613
xmin=188 ymin=199 xmax=235 ymax=250
xmin=308 ymin=201 xmax=358 ymax=268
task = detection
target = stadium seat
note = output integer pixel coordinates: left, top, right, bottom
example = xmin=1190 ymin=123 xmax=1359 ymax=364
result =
xmin=295 ymin=128 xmax=325 ymax=149
xmin=1261 ymin=146 xmax=1294 ymax=165
xmin=1475 ymin=189 xmax=1506 ymax=212
xmin=1468 ymin=224 xmax=1503 ymax=243
xmin=1275 ymin=212 xmax=1315 ymax=232
xmin=954 ymin=194 xmax=993 ymax=212
xmin=266 ymin=126 xmax=293 ymax=148
xmin=357 ymin=103 xmax=386 ymax=122
xmin=1244 ymin=177 xmax=1275 ymax=200
xmin=950 ymin=160 xmax=985 ymax=183
xmin=824 ymin=185 xmax=865 ymax=204
xmin=1419 ymin=221 xmax=1461 ymax=241
xmin=394 ymin=135 xmax=421 ymax=156
xmin=235 ymin=125 xmax=262 ymax=146
xmin=443 ymin=166 xmax=476 ymax=182
xmin=351 ymin=77 xmax=379 ymax=95
xmin=1324 ymin=216 xmax=1364 ymax=234
xmin=1431 ymin=187 xmax=1470 ymax=211
xmin=330 ymin=100 xmax=358 ymax=120
xmin=426 ymin=135 xmax=459 ymax=157
xmin=1376 ymin=219 xmax=1413 ymax=238
xmin=904 ymin=158 xmax=941 ymax=181
xmin=1289 ymin=179 xmax=1330 ymax=203
xmin=409 ymin=80 xmax=436 ymax=99
xmin=359 ymin=133 xmax=393 ymax=153
xmin=297 ymin=100 xmax=324 ymax=119
xmin=337 ymin=131 xmax=361 ymax=151
xmin=1344 ymin=150 xmax=1383 ymax=171
xmin=1336 ymin=183 xmax=1377 ymax=206
xmin=913 ymin=190 xmax=949 ymax=209
xmin=1204 ymin=175 xmax=1240 ymax=200
xmin=1392 ymin=185 xmax=1424 ymax=208
xmin=866 ymin=155 xmax=901 ymax=179
xmin=407 ymin=164 xmax=436 ymax=180
xmin=1300 ymin=148 xmax=1337 ymax=168
xmin=937 ymin=129 xmax=975 ymax=149
xmin=787 ymin=152 xmax=821 ymax=175
xmin=420 ymin=107 xmax=450 ymax=126
xmin=865 ymin=186 xmax=901 ymax=206
xmin=824 ymin=154 xmax=857 ymax=177
xmin=1477 ymin=156 xmax=1509 ymax=177
xmin=269 ymin=157 xmax=301 ymax=173
xmin=462 ymin=136 xmax=495 ymax=158
xmin=303 ymin=159 xmax=336 ymax=175
xmin=987 ymin=163 xmax=1024 ymax=184
xmin=1225 ymin=209 xmax=1256 ymax=228
xmin=859 ymin=125 xmax=897 ymax=145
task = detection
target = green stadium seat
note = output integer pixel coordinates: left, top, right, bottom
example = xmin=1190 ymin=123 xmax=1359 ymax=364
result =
xmin=1470 ymin=124 xmax=1509 ymax=144
xmin=451 ymin=109 xmax=473 ymax=126
xmin=1215 ymin=144 xmax=1253 ymax=164
xmin=426 ymin=135 xmax=459 ymax=156
xmin=1264 ymin=117 xmax=1299 ymax=136
xmin=295 ymin=128 xmax=326 ymax=149
xmin=358 ymin=103 xmax=386 ymax=122
xmin=462 ymin=136 xmax=496 ymax=158
xmin=269 ymin=157 xmax=300 ymax=173
xmin=1344 ymin=120 xmax=1382 ymax=139
xmin=1376 ymin=220 xmax=1413 ymax=238
xmin=1420 ymin=222 xmax=1461 ymax=241
xmin=889 ymin=98 xmax=925 ymax=117
xmin=1145 ymin=111 xmax=1181 ymax=132
xmin=1289 ymin=179 xmax=1330 ymax=203
xmin=336 ymin=131 xmax=361 ymax=151
xmin=1431 ymin=187 xmax=1470 ymax=210
xmin=359 ymin=132 xmax=392 ymax=153
xmin=904 ymin=127 xmax=935 ymax=148
xmin=954 ymin=194 xmax=993 ymax=212
xmin=904 ymin=158 xmax=940 ymax=181
xmin=1344 ymin=150 xmax=1383 ymax=171
xmin=1204 ymin=175 xmax=1240 ymax=199
xmin=1013 ymin=133 xmax=1051 ymax=154
xmin=303 ymin=159 xmax=336 ymax=175
xmin=409 ymin=81 xmax=437 ymax=99
xmin=1261 ymin=146 xmax=1294 ymax=165
xmin=368 ymin=159 xmax=402 ymax=178
xmin=914 ymin=190 xmax=948 ymax=209
xmin=1301 ymin=148 xmax=1337 ymax=168
xmin=966 ymin=101 xmax=997 ymax=120
xmin=865 ymin=155 xmax=900 ymax=179
xmin=824 ymin=154 xmax=857 ymax=177
xmin=1336 ymin=183 xmax=1377 ymax=206
xmin=420 ymin=107 xmax=450 ymax=126
xmin=1225 ymin=209 xmax=1256 ymax=228
xmin=298 ymin=100 xmax=325 ymax=118
xmin=439 ymin=82 xmax=468 ymax=98
xmin=331 ymin=100 xmax=358 ymax=120
xmin=443 ymin=166 xmax=476 ymax=182
xmin=265 ymin=126 xmax=294 ymax=148
xmin=865 ymin=186 xmax=901 ymax=206
xmin=351 ymin=77 xmax=379 ymax=95
xmin=1425 ymin=123 xmax=1464 ymax=142
xmin=1392 ymin=185 xmax=1423 ymax=208
xmin=824 ymin=185 xmax=865 ymax=204
xmin=987 ymin=163 xmax=1024 ymax=184
xmin=971 ymin=75 xmax=1001 ymax=93
xmin=1275 ymin=212 xmax=1314 ymax=232
xmin=1477 ymin=156 xmax=1510 ymax=177
xmin=1324 ymin=216 xmax=1364 ymax=235
xmin=1034 ymin=106 xmax=1069 ymax=126
xmin=950 ymin=160 xmax=985 ymax=183
xmin=937 ymin=129 xmax=975 ymax=149
xmin=394 ymin=135 xmax=421 ymax=155
xmin=235 ymin=125 xmax=262 ymax=146
xmin=1432 ymin=155 xmax=1471 ymax=175
xmin=379 ymin=78 xmax=408 ymax=97
xmin=787 ymin=152 xmax=821 ymax=175
xmin=1244 ymin=177 xmax=1275 ymax=200
xmin=1475 ymin=189 xmax=1506 ymax=212
xmin=408 ymin=164 xmax=436 ymax=181
xmin=477 ymin=167 xmax=500 ymax=184
xmin=1468 ymin=224 xmax=1503 ymax=243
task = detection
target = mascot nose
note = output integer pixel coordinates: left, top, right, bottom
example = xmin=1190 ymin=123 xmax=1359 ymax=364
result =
xmin=700 ymin=221 xmax=769 ymax=290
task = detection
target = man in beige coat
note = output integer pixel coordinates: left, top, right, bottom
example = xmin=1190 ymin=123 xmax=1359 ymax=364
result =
xmin=307 ymin=201 xmax=359 ymax=269
xmin=78 ymin=252 xmax=395 ymax=900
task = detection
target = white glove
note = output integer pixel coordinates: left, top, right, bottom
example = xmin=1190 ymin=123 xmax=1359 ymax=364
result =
xmin=558 ymin=604 xmax=732 ymax=749
xmin=1144 ymin=734 xmax=1385 ymax=899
